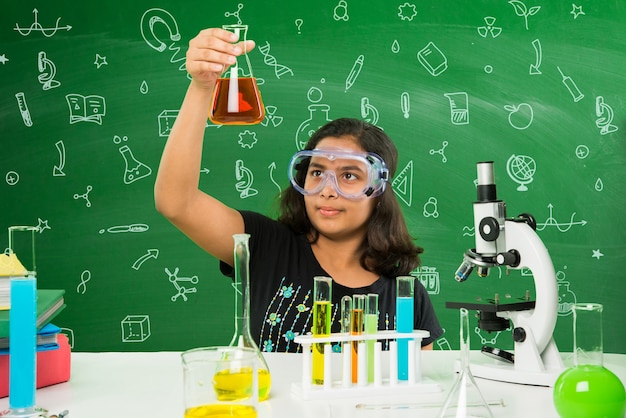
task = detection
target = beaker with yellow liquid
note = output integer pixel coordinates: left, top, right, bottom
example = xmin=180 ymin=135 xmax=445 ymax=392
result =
xmin=218 ymin=234 xmax=271 ymax=401
xmin=209 ymin=24 xmax=265 ymax=125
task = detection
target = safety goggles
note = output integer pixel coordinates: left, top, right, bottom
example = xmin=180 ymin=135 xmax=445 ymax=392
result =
xmin=288 ymin=148 xmax=389 ymax=199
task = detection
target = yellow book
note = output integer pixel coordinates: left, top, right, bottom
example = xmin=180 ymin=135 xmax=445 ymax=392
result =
xmin=0 ymin=252 xmax=27 ymax=277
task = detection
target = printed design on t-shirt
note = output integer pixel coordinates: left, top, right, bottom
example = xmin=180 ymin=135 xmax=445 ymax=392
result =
xmin=260 ymin=277 xmax=312 ymax=353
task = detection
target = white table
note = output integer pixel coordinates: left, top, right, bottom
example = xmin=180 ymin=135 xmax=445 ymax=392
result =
xmin=0 ymin=351 xmax=624 ymax=417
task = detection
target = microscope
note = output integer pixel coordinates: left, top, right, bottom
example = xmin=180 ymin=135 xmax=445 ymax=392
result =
xmin=446 ymin=161 xmax=564 ymax=386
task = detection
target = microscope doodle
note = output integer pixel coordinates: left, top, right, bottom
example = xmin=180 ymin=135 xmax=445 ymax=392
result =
xmin=66 ymin=94 xmax=106 ymax=125
xmin=391 ymin=160 xmax=413 ymax=207
xmin=595 ymin=96 xmax=619 ymax=135
xmin=360 ymin=97 xmax=379 ymax=125
xmin=235 ymin=160 xmax=258 ymax=199
xmin=140 ymin=8 xmax=185 ymax=73
xmin=14 ymin=9 xmax=72 ymax=37
xmin=37 ymin=51 xmax=60 ymax=90
xmin=166 ymin=267 xmax=198 ymax=302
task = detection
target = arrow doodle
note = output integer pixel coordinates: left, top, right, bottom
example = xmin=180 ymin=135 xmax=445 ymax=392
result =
xmin=53 ymin=140 xmax=65 ymax=176
xmin=132 ymin=249 xmax=159 ymax=270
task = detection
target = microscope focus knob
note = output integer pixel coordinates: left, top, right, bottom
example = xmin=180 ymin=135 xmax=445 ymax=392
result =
xmin=513 ymin=327 xmax=527 ymax=342
xmin=479 ymin=217 xmax=500 ymax=241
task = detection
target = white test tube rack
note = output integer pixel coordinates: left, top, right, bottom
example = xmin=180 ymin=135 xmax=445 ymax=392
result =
xmin=291 ymin=330 xmax=441 ymax=400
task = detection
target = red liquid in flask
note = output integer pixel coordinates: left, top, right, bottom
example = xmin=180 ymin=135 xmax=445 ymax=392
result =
xmin=209 ymin=77 xmax=265 ymax=125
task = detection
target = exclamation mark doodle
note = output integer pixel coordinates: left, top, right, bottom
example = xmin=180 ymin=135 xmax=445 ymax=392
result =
xmin=15 ymin=92 xmax=33 ymax=127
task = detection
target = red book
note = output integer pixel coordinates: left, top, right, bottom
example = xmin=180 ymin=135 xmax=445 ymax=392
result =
xmin=0 ymin=333 xmax=71 ymax=398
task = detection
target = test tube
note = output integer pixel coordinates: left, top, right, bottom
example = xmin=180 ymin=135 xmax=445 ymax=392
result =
xmin=312 ymin=276 xmax=332 ymax=385
xmin=396 ymin=276 xmax=415 ymax=381
xmin=365 ymin=293 xmax=379 ymax=383
xmin=340 ymin=296 xmax=352 ymax=387
xmin=351 ymin=294 xmax=365 ymax=383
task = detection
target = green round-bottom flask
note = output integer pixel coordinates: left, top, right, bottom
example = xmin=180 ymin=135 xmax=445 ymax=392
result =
xmin=553 ymin=364 xmax=626 ymax=418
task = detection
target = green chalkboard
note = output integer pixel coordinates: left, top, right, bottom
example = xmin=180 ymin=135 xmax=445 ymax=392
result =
xmin=1 ymin=1 xmax=625 ymax=354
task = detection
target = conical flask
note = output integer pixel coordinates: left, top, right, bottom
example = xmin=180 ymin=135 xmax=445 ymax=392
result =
xmin=553 ymin=303 xmax=625 ymax=417
xmin=229 ymin=233 xmax=271 ymax=401
xmin=209 ymin=24 xmax=265 ymax=125
xmin=438 ymin=308 xmax=493 ymax=418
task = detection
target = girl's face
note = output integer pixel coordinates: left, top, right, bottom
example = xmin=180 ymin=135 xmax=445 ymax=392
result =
xmin=304 ymin=136 xmax=378 ymax=241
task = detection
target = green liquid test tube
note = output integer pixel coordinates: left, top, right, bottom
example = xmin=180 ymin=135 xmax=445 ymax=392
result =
xmin=365 ymin=293 xmax=379 ymax=384
xmin=312 ymin=276 xmax=332 ymax=385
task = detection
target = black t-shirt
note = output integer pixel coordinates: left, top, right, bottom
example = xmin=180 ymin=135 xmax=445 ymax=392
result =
xmin=220 ymin=210 xmax=443 ymax=353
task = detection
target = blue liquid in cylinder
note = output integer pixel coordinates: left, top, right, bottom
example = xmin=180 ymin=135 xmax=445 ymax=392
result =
xmin=396 ymin=296 xmax=413 ymax=380
xmin=9 ymin=276 xmax=37 ymax=409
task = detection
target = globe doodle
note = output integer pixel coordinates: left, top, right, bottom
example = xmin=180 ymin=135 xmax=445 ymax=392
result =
xmin=506 ymin=154 xmax=536 ymax=191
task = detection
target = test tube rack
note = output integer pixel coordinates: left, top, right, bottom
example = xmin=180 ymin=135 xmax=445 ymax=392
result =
xmin=292 ymin=330 xmax=441 ymax=400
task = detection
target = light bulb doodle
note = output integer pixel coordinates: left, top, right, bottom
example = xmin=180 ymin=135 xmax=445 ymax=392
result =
xmin=140 ymin=8 xmax=185 ymax=73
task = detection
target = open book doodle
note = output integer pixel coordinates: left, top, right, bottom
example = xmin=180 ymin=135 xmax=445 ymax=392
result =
xmin=65 ymin=93 xmax=106 ymax=124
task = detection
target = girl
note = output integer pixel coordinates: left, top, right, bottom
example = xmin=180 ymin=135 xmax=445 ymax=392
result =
xmin=154 ymin=28 xmax=442 ymax=352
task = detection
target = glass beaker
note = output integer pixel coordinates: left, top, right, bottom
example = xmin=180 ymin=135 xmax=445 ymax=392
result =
xmin=6 ymin=226 xmax=48 ymax=418
xmin=312 ymin=276 xmax=332 ymax=385
xmin=209 ymin=24 xmax=265 ymax=125
xmin=227 ymin=234 xmax=271 ymax=401
xmin=553 ymin=303 xmax=625 ymax=418
xmin=438 ymin=308 xmax=493 ymax=418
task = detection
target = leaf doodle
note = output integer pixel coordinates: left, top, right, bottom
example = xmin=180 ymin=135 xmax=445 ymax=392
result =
xmin=508 ymin=0 xmax=541 ymax=30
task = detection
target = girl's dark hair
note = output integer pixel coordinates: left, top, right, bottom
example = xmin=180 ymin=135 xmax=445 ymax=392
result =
xmin=278 ymin=118 xmax=423 ymax=277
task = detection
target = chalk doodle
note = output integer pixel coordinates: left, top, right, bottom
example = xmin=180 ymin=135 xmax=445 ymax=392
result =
xmin=14 ymin=9 xmax=72 ymax=37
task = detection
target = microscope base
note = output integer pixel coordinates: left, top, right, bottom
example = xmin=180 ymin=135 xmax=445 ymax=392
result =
xmin=466 ymin=361 xmax=562 ymax=387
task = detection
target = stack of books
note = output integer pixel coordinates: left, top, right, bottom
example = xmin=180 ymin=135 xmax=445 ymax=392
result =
xmin=0 ymin=251 xmax=29 ymax=309
xmin=0 ymin=289 xmax=70 ymax=397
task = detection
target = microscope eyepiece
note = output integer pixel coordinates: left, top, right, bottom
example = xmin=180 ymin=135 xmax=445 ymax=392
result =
xmin=476 ymin=161 xmax=497 ymax=202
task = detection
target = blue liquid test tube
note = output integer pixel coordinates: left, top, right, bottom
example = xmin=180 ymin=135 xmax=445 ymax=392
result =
xmin=9 ymin=275 xmax=37 ymax=410
xmin=396 ymin=276 xmax=415 ymax=381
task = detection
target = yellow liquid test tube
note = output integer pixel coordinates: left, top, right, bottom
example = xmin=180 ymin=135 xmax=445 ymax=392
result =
xmin=365 ymin=293 xmax=379 ymax=383
xmin=312 ymin=276 xmax=332 ymax=385
xmin=351 ymin=294 xmax=365 ymax=383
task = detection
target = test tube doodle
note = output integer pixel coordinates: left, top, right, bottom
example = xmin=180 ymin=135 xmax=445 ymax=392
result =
xmin=15 ymin=93 xmax=33 ymax=127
